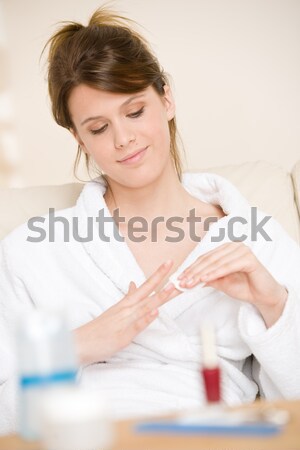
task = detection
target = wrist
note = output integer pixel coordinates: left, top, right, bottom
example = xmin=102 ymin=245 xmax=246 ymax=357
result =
xmin=255 ymin=286 xmax=288 ymax=328
xmin=73 ymin=327 xmax=89 ymax=365
xmin=73 ymin=321 xmax=113 ymax=365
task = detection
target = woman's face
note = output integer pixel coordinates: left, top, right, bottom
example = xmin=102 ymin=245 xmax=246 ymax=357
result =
xmin=68 ymin=84 xmax=175 ymax=188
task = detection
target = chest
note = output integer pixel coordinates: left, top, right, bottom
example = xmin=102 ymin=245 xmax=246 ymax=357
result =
xmin=121 ymin=219 xmax=206 ymax=290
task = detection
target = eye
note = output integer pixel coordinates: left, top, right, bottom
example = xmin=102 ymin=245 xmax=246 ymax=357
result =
xmin=127 ymin=107 xmax=144 ymax=118
xmin=90 ymin=124 xmax=108 ymax=135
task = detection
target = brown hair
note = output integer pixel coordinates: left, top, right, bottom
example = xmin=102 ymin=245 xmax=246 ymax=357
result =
xmin=44 ymin=6 xmax=183 ymax=179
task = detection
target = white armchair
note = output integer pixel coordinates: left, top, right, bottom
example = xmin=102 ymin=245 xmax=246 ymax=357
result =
xmin=1 ymin=160 xmax=299 ymax=243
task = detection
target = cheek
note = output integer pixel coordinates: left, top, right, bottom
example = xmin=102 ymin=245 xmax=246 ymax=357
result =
xmin=82 ymin=135 xmax=112 ymax=163
xmin=145 ymin=111 xmax=171 ymax=147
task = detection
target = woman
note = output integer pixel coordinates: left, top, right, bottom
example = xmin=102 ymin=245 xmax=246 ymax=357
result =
xmin=1 ymin=6 xmax=300 ymax=434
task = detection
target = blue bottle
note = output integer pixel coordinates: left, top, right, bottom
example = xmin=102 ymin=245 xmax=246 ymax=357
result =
xmin=16 ymin=309 xmax=78 ymax=440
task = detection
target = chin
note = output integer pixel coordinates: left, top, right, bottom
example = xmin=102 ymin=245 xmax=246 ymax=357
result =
xmin=118 ymin=165 xmax=164 ymax=189
xmin=106 ymin=155 xmax=173 ymax=189
xmin=124 ymin=172 xmax=158 ymax=189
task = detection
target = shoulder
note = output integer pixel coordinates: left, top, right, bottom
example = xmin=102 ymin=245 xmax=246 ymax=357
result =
xmin=182 ymin=171 xmax=249 ymax=223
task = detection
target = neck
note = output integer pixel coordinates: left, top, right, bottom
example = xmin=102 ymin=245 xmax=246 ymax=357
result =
xmin=104 ymin=164 xmax=190 ymax=221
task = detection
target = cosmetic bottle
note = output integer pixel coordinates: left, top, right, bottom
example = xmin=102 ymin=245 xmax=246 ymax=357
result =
xmin=16 ymin=309 xmax=78 ymax=440
xmin=200 ymin=323 xmax=222 ymax=407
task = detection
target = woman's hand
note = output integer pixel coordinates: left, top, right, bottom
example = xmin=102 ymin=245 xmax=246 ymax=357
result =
xmin=177 ymin=242 xmax=288 ymax=327
xmin=73 ymin=260 xmax=176 ymax=365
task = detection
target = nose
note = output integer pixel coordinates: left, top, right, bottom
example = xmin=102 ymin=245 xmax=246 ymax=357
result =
xmin=114 ymin=123 xmax=136 ymax=149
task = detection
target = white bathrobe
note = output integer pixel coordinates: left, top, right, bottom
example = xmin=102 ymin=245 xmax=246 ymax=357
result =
xmin=1 ymin=172 xmax=300 ymax=434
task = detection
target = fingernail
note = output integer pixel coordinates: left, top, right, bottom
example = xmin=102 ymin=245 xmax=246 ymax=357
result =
xmin=163 ymin=282 xmax=174 ymax=292
xmin=185 ymin=278 xmax=194 ymax=286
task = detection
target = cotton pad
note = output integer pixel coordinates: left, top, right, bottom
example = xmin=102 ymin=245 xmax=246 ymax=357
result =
xmin=169 ymin=272 xmax=205 ymax=292
xmin=169 ymin=273 xmax=188 ymax=292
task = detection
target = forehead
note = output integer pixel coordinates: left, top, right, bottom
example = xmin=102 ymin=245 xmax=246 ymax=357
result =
xmin=68 ymin=84 xmax=158 ymax=124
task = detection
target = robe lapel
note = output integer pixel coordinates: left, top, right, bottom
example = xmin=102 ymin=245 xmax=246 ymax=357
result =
xmin=74 ymin=173 xmax=251 ymax=327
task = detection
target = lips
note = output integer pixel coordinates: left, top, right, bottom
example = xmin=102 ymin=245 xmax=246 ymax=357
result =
xmin=117 ymin=147 xmax=148 ymax=163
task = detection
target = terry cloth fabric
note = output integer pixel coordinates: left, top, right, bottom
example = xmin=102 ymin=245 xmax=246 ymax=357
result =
xmin=1 ymin=172 xmax=300 ymax=434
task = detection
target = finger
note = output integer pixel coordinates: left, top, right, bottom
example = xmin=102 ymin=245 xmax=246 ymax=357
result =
xmin=135 ymin=282 xmax=178 ymax=315
xmin=182 ymin=244 xmax=247 ymax=285
xmin=179 ymin=243 xmax=237 ymax=278
xmin=179 ymin=250 xmax=246 ymax=288
xmin=128 ymin=281 xmax=137 ymax=294
xmin=131 ymin=308 xmax=159 ymax=334
xmin=129 ymin=260 xmax=174 ymax=303
xmin=152 ymin=282 xmax=179 ymax=306
xmin=178 ymin=243 xmax=244 ymax=281
xmin=185 ymin=252 xmax=256 ymax=287
xmin=177 ymin=243 xmax=231 ymax=280
xmin=201 ymin=258 xmax=247 ymax=282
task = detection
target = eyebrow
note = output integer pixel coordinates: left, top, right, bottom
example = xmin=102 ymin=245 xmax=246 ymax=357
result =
xmin=80 ymin=93 xmax=146 ymax=126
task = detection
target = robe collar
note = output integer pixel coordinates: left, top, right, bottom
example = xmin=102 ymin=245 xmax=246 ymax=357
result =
xmin=75 ymin=172 xmax=251 ymax=317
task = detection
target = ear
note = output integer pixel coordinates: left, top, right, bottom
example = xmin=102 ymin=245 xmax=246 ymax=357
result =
xmin=70 ymin=128 xmax=88 ymax=154
xmin=162 ymin=85 xmax=175 ymax=121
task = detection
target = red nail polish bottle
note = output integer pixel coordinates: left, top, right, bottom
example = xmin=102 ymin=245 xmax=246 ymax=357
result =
xmin=200 ymin=323 xmax=221 ymax=405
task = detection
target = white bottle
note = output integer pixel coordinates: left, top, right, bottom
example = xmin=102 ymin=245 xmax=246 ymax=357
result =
xmin=16 ymin=309 xmax=78 ymax=440
xmin=40 ymin=387 xmax=114 ymax=450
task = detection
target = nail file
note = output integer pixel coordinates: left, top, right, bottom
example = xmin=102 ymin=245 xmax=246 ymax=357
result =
xmin=169 ymin=273 xmax=205 ymax=292
xmin=135 ymin=420 xmax=282 ymax=436
xmin=135 ymin=406 xmax=287 ymax=437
